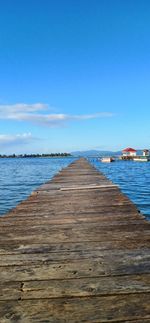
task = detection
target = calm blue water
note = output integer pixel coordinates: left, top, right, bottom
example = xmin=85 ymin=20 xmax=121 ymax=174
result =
xmin=0 ymin=157 xmax=150 ymax=220
xmin=0 ymin=157 xmax=75 ymax=216
xmin=89 ymin=158 xmax=150 ymax=220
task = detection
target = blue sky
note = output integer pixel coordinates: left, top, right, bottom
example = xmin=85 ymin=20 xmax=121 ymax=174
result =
xmin=0 ymin=0 xmax=150 ymax=153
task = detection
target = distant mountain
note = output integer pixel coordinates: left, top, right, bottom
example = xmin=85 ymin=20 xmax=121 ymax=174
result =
xmin=71 ymin=150 xmax=122 ymax=157
xmin=71 ymin=149 xmax=146 ymax=157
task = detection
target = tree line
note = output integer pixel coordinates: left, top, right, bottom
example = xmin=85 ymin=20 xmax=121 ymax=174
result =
xmin=0 ymin=153 xmax=72 ymax=158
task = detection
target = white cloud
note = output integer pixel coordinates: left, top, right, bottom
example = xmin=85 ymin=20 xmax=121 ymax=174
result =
xmin=0 ymin=133 xmax=34 ymax=146
xmin=0 ymin=103 xmax=114 ymax=127
xmin=0 ymin=103 xmax=47 ymax=115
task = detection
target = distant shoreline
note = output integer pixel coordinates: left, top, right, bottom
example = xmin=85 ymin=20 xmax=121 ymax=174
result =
xmin=0 ymin=153 xmax=72 ymax=159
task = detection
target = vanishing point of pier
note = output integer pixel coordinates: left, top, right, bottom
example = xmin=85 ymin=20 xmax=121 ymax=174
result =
xmin=0 ymin=158 xmax=150 ymax=322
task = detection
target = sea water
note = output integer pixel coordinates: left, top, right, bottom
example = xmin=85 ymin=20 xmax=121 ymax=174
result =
xmin=0 ymin=157 xmax=75 ymax=216
xmin=89 ymin=158 xmax=150 ymax=221
xmin=0 ymin=157 xmax=149 ymax=220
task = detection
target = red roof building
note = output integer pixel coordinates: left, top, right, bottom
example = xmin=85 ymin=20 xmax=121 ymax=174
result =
xmin=122 ymin=148 xmax=137 ymax=152
xmin=122 ymin=148 xmax=137 ymax=156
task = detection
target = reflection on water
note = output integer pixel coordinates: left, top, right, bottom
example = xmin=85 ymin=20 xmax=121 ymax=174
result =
xmin=89 ymin=158 xmax=150 ymax=220
xmin=0 ymin=157 xmax=75 ymax=216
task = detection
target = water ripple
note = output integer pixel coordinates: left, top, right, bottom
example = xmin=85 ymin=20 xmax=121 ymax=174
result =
xmin=89 ymin=159 xmax=150 ymax=221
xmin=0 ymin=157 xmax=75 ymax=216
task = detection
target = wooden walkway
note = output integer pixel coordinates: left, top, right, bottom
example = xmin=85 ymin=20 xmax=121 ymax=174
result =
xmin=0 ymin=158 xmax=150 ymax=322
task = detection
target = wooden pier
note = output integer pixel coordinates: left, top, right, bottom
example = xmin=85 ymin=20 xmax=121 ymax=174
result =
xmin=0 ymin=158 xmax=150 ymax=322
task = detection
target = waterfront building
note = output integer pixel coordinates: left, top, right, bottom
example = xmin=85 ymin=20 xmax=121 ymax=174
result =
xmin=122 ymin=147 xmax=137 ymax=157
xmin=143 ymin=149 xmax=149 ymax=156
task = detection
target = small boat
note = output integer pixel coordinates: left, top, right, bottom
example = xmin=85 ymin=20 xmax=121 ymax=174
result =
xmin=133 ymin=157 xmax=150 ymax=162
xmin=101 ymin=157 xmax=115 ymax=163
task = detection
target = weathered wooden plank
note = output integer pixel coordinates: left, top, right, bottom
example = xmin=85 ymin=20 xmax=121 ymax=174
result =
xmin=0 ymin=294 xmax=150 ymax=322
xmin=0 ymin=223 xmax=149 ymax=237
xmin=0 ymin=281 xmax=21 ymax=301
xmin=0 ymin=256 xmax=149 ymax=282
xmin=0 ymin=239 xmax=148 ymax=257
xmin=21 ymin=274 xmax=150 ymax=299
xmin=0 ymin=218 xmax=145 ymax=229
xmin=0 ymin=274 xmax=150 ymax=301
xmin=0 ymin=248 xmax=149 ymax=267
xmin=0 ymin=230 xmax=150 ymax=245
xmin=0 ymin=239 xmax=149 ymax=255
xmin=4 ymin=207 xmax=140 ymax=219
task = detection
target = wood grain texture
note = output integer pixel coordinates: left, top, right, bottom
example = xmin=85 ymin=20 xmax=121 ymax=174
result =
xmin=0 ymin=158 xmax=150 ymax=322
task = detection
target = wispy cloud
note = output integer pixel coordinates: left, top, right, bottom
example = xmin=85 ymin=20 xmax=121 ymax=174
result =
xmin=0 ymin=103 xmax=114 ymax=127
xmin=0 ymin=103 xmax=47 ymax=116
xmin=0 ymin=133 xmax=34 ymax=146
